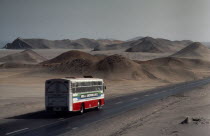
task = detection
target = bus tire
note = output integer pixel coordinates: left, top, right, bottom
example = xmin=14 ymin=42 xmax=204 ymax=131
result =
xmin=80 ymin=104 xmax=84 ymax=114
xmin=96 ymin=101 xmax=102 ymax=110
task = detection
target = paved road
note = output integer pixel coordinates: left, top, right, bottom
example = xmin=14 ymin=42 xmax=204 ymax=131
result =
xmin=1 ymin=77 xmax=210 ymax=136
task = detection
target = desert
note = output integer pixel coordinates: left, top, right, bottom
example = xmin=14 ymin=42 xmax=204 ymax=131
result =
xmin=1 ymin=36 xmax=210 ymax=136
xmin=2 ymin=1 xmax=210 ymax=135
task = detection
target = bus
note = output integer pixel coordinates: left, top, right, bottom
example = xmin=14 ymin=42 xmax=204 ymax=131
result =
xmin=45 ymin=77 xmax=105 ymax=114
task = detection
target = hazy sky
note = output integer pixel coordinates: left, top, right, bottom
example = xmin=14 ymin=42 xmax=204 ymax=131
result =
xmin=0 ymin=0 xmax=210 ymax=42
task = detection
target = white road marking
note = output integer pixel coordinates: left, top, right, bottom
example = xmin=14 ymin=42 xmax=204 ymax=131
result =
xmin=132 ymin=98 xmax=139 ymax=100
xmin=115 ymin=101 xmax=123 ymax=104
xmin=6 ymin=128 xmax=29 ymax=135
xmin=144 ymin=95 xmax=149 ymax=97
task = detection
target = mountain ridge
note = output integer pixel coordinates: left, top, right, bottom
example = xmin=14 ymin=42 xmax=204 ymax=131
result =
xmin=3 ymin=38 xmax=124 ymax=49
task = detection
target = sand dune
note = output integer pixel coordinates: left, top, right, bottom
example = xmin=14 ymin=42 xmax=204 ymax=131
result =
xmin=95 ymin=55 xmax=145 ymax=79
xmin=1 ymin=42 xmax=210 ymax=82
xmin=49 ymin=54 xmax=153 ymax=80
xmin=43 ymin=51 xmax=143 ymax=79
xmin=139 ymin=57 xmax=210 ymax=82
xmin=141 ymin=56 xmax=210 ymax=69
xmin=171 ymin=42 xmax=210 ymax=60
xmin=42 ymin=50 xmax=207 ymax=81
xmin=42 ymin=50 xmax=103 ymax=65
xmin=0 ymin=49 xmax=47 ymax=64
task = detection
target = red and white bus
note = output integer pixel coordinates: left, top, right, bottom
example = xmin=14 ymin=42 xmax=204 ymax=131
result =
xmin=45 ymin=77 xmax=105 ymax=114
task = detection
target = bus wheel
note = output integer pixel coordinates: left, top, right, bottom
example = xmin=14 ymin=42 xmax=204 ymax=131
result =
xmin=80 ymin=104 xmax=84 ymax=114
xmin=96 ymin=101 xmax=102 ymax=110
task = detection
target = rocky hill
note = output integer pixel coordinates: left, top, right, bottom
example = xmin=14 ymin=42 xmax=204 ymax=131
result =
xmin=41 ymin=50 xmax=103 ymax=65
xmin=93 ymin=40 xmax=142 ymax=51
xmin=126 ymin=36 xmax=144 ymax=42
xmin=126 ymin=37 xmax=192 ymax=53
xmin=3 ymin=38 xmax=123 ymax=49
xmin=42 ymin=50 xmax=205 ymax=81
xmin=94 ymin=37 xmax=192 ymax=52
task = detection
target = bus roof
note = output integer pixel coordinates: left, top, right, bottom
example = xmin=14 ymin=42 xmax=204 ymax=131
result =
xmin=62 ymin=78 xmax=103 ymax=82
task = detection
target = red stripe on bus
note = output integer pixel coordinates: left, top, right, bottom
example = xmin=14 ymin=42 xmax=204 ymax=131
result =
xmin=72 ymin=98 xmax=105 ymax=111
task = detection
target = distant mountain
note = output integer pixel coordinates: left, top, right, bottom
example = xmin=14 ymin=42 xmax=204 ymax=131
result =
xmin=93 ymin=40 xmax=138 ymax=51
xmin=94 ymin=36 xmax=192 ymax=52
xmin=3 ymin=38 xmax=122 ymax=49
xmin=126 ymin=37 xmax=192 ymax=53
xmin=126 ymin=36 xmax=144 ymax=42
xmin=96 ymin=39 xmax=123 ymax=45
xmin=93 ymin=37 xmax=145 ymax=51
xmin=0 ymin=41 xmax=9 ymax=48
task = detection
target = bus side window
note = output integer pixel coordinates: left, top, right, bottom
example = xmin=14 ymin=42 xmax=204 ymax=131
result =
xmin=76 ymin=87 xmax=79 ymax=93
xmin=78 ymin=87 xmax=82 ymax=93
xmin=96 ymin=86 xmax=99 ymax=91
xmin=72 ymin=88 xmax=76 ymax=93
xmin=84 ymin=87 xmax=88 ymax=92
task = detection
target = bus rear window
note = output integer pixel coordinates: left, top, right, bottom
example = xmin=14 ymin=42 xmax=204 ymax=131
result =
xmin=47 ymin=82 xmax=68 ymax=93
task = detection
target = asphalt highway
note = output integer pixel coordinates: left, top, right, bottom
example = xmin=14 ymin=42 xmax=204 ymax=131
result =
xmin=1 ymin=77 xmax=210 ymax=136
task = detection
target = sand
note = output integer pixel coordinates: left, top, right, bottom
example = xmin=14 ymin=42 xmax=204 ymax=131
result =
xmin=0 ymin=46 xmax=210 ymax=120
xmin=0 ymin=49 xmax=175 ymax=118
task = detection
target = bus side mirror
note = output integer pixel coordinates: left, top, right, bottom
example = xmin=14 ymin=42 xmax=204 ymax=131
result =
xmin=104 ymin=86 xmax=106 ymax=90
